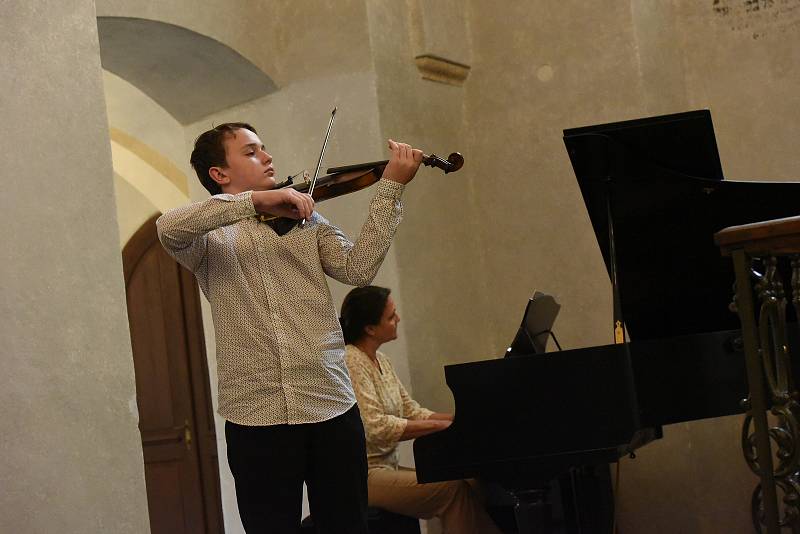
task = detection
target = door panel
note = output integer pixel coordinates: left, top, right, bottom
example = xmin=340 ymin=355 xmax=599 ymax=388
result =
xmin=123 ymin=215 xmax=223 ymax=534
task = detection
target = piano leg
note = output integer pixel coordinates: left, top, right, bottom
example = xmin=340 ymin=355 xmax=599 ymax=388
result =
xmin=512 ymin=488 xmax=551 ymax=534
xmin=561 ymin=465 xmax=615 ymax=534
xmin=505 ymin=467 xmax=613 ymax=534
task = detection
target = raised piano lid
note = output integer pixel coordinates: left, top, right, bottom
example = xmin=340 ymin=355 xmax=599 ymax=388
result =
xmin=563 ymin=109 xmax=800 ymax=341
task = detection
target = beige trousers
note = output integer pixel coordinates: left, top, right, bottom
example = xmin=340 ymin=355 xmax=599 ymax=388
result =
xmin=367 ymin=467 xmax=503 ymax=534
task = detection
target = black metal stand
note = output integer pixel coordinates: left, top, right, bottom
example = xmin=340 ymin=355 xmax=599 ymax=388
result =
xmin=512 ymin=488 xmax=551 ymax=534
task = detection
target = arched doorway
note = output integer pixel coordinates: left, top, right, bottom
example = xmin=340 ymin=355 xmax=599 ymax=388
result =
xmin=122 ymin=214 xmax=223 ymax=533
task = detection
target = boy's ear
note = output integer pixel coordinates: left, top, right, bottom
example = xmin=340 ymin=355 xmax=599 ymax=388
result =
xmin=209 ymin=166 xmax=230 ymax=186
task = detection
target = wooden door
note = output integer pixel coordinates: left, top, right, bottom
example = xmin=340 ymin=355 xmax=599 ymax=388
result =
xmin=123 ymin=214 xmax=223 ymax=534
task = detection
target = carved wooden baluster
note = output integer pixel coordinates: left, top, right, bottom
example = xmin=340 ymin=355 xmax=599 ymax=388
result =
xmin=733 ymin=251 xmax=781 ymax=534
xmin=744 ymin=256 xmax=800 ymax=531
xmin=716 ymin=216 xmax=800 ymax=533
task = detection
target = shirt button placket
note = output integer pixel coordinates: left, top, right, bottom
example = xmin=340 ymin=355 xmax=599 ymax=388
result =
xmin=257 ymin=229 xmax=294 ymax=424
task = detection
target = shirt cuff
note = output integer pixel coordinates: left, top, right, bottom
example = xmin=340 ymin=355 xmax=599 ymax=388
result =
xmin=386 ymin=416 xmax=408 ymax=444
xmin=375 ymin=178 xmax=405 ymax=201
xmin=419 ymin=408 xmax=435 ymax=420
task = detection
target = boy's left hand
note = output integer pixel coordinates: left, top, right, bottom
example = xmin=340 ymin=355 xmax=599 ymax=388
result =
xmin=383 ymin=139 xmax=424 ymax=185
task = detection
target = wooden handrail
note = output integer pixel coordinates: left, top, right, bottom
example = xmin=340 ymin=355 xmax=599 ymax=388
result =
xmin=715 ymin=214 xmax=800 ymax=256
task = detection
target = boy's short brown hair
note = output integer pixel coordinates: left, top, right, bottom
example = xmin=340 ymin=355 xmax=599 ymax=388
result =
xmin=190 ymin=122 xmax=256 ymax=195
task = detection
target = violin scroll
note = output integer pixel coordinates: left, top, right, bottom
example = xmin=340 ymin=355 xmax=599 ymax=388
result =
xmin=422 ymin=152 xmax=464 ymax=174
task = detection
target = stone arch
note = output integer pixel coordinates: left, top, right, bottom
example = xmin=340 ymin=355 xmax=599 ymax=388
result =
xmin=97 ymin=16 xmax=277 ymax=124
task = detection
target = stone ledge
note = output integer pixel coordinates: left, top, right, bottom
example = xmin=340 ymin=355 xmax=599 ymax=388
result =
xmin=414 ymin=54 xmax=470 ymax=86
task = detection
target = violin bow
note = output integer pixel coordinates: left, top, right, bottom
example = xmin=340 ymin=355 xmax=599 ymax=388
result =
xmin=301 ymin=107 xmax=337 ymax=227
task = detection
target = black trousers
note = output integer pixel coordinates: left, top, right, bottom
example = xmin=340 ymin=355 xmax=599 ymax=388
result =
xmin=225 ymin=405 xmax=368 ymax=534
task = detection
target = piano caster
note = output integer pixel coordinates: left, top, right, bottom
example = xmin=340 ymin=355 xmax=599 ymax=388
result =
xmin=512 ymin=488 xmax=551 ymax=534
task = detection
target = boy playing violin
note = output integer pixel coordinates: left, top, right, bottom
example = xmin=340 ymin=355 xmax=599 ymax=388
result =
xmin=157 ymin=122 xmax=423 ymax=533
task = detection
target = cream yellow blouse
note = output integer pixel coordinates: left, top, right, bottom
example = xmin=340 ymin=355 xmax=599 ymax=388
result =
xmin=345 ymin=345 xmax=434 ymax=470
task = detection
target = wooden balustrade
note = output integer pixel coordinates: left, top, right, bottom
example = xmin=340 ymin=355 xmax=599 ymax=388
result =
xmin=716 ymin=215 xmax=800 ymax=534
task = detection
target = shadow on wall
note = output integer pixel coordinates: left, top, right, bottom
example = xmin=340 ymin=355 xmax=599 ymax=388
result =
xmin=97 ymin=16 xmax=277 ymax=124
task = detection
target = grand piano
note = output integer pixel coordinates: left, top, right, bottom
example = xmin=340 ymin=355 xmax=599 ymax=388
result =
xmin=413 ymin=110 xmax=800 ymax=533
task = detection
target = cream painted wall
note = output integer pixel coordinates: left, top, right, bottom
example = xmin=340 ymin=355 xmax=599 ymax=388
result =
xmin=366 ymin=0 xmax=637 ymax=405
xmin=0 ymin=1 xmax=149 ymax=532
xmin=103 ymin=72 xmax=189 ymax=170
xmin=114 ymin=173 xmax=160 ymax=246
xmin=95 ymin=0 xmax=373 ymax=90
xmin=360 ymin=0 xmax=800 ymax=532
xmin=670 ymin=0 xmax=800 ymax=182
xmin=618 ymin=2 xmax=800 ymax=532
xmin=390 ymin=1 xmax=799 ymax=533
xmin=104 ymin=71 xmax=190 ymax=245
xmin=365 ymin=1 xmax=476 ymax=418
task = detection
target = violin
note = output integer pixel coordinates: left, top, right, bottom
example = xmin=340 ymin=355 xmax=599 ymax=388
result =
xmin=257 ymin=152 xmax=463 ymax=234
xmin=257 ymin=108 xmax=464 ymax=231
xmin=274 ymin=151 xmax=464 ymax=202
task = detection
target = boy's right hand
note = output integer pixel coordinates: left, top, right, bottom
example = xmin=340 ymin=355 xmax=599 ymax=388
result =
xmin=252 ymin=189 xmax=315 ymax=220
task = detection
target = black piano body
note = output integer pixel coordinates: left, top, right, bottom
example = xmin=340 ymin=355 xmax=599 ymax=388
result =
xmin=413 ymin=110 xmax=800 ymax=531
xmin=413 ymin=331 xmax=747 ymax=487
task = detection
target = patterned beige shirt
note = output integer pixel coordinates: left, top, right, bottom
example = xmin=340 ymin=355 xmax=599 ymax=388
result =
xmin=345 ymin=345 xmax=434 ymax=470
xmin=156 ymin=179 xmax=404 ymax=426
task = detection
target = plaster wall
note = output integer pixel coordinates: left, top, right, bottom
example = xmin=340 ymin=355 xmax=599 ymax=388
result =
xmin=103 ymin=71 xmax=189 ymax=179
xmin=103 ymin=71 xmax=190 ymax=246
xmin=463 ymin=0 xmax=645 ymax=375
xmin=368 ymin=0 xmax=645 ymax=409
xmin=618 ymin=2 xmax=800 ymax=532
xmin=114 ymin=172 xmax=161 ymax=246
xmin=669 ymin=0 xmax=800 ymax=182
xmin=95 ymin=0 xmax=373 ymax=90
xmin=0 ymin=1 xmax=149 ymax=532
xmin=403 ymin=1 xmax=799 ymax=532
xmin=365 ymin=1 xmax=476 ymax=419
